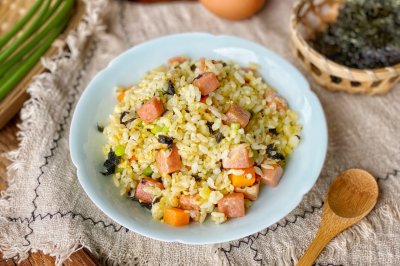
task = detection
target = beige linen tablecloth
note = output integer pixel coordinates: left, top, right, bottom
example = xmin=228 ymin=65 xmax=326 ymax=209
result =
xmin=1 ymin=0 xmax=399 ymax=265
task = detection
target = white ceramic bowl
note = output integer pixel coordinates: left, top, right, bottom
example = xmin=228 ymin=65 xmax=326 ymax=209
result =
xmin=70 ymin=33 xmax=327 ymax=244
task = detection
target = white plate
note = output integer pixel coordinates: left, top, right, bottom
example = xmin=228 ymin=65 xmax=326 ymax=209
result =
xmin=70 ymin=33 xmax=327 ymax=244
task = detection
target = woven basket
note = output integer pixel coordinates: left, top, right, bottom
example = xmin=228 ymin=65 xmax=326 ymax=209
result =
xmin=290 ymin=0 xmax=400 ymax=95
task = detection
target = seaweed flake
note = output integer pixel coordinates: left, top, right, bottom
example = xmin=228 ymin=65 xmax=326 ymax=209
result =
xmin=131 ymin=197 xmax=152 ymax=210
xmin=193 ymin=175 xmax=202 ymax=182
xmin=194 ymin=73 xmax=205 ymax=80
xmin=215 ymin=132 xmax=223 ymax=143
xmin=206 ymin=122 xmax=214 ymax=134
xmin=120 ymin=111 xmax=135 ymax=126
xmin=152 ymin=197 xmax=161 ymax=205
xmin=165 ymin=80 xmax=175 ymax=95
xmin=101 ymin=149 xmax=120 ymax=176
xmin=272 ymin=152 xmax=285 ymax=161
xmin=139 ymin=201 xmax=152 ymax=209
xmin=268 ymin=128 xmax=278 ymax=135
xmin=158 ymin=135 xmax=174 ymax=148
xmin=310 ymin=0 xmax=400 ymax=69
xmin=97 ymin=123 xmax=104 ymax=133
xmin=266 ymin=144 xmax=276 ymax=156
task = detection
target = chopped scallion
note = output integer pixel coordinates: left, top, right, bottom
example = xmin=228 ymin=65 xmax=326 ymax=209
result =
xmin=114 ymin=145 xmax=126 ymax=156
xmin=230 ymin=123 xmax=240 ymax=130
xmin=143 ymin=166 xmax=153 ymax=177
xmin=151 ymin=124 xmax=169 ymax=134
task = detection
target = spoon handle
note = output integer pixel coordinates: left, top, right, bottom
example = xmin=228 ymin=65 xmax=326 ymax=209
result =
xmin=297 ymin=228 xmax=334 ymax=266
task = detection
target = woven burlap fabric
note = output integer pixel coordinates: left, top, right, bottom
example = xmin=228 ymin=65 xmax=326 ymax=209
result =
xmin=1 ymin=0 xmax=399 ymax=265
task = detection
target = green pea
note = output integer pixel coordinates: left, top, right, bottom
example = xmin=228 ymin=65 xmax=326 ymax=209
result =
xmin=114 ymin=145 xmax=125 ymax=156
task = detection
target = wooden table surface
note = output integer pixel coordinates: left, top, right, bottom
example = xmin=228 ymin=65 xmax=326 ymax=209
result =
xmin=0 ymin=116 xmax=98 ymax=265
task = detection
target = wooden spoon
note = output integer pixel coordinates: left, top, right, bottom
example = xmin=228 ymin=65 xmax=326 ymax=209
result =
xmin=297 ymin=169 xmax=379 ymax=266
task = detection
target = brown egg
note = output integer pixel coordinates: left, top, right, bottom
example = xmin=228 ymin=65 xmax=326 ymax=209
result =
xmin=200 ymin=0 xmax=266 ymax=20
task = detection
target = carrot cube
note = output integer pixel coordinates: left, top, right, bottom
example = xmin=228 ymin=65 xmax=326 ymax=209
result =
xmin=117 ymin=90 xmax=125 ymax=102
xmin=230 ymin=167 xmax=256 ymax=187
xmin=164 ymin=208 xmax=190 ymax=226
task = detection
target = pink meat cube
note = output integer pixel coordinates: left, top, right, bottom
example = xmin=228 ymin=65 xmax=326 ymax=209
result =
xmin=193 ymin=72 xmax=220 ymax=96
xmin=264 ymin=91 xmax=288 ymax=112
xmin=222 ymin=144 xmax=254 ymax=169
xmin=137 ymin=97 xmax=165 ymax=123
xmin=260 ymin=163 xmax=283 ymax=187
xmin=234 ymin=182 xmax=260 ymax=201
xmin=135 ymin=177 xmax=164 ymax=203
xmin=225 ymin=103 xmax=251 ymax=128
xmin=156 ymin=146 xmax=182 ymax=176
xmin=168 ymin=56 xmax=187 ymax=66
xmin=179 ymin=194 xmax=200 ymax=221
xmin=217 ymin=193 xmax=245 ymax=218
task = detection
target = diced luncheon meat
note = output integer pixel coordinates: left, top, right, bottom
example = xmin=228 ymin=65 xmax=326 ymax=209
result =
xmin=168 ymin=56 xmax=187 ymax=65
xmin=217 ymin=192 xmax=245 ymax=218
xmin=156 ymin=146 xmax=182 ymax=176
xmin=260 ymin=162 xmax=283 ymax=187
xmin=179 ymin=194 xmax=200 ymax=221
xmin=135 ymin=177 xmax=164 ymax=203
xmin=264 ymin=91 xmax=288 ymax=112
xmin=241 ymin=67 xmax=259 ymax=77
xmin=234 ymin=183 xmax=260 ymax=201
xmin=137 ymin=97 xmax=165 ymax=123
xmin=222 ymin=144 xmax=254 ymax=169
xmin=193 ymin=72 xmax=220 ymax=96
xmin=225 ymin=103 xmax=251 ymax=128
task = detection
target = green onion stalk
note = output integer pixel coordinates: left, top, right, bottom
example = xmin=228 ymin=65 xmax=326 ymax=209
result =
xmin=0 ymin=0 xmax=66 ymax=76
xmin=0 ymin=0 xmax=52 ymax=63
xmin=0 ymin=0 xmax=45 ymax=49
xmin=0 ymin=0 xmax=75 ymax=101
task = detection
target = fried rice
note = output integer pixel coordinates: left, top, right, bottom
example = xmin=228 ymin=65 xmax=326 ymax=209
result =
xmin=101 ymin=56 xmax=302 ymax=225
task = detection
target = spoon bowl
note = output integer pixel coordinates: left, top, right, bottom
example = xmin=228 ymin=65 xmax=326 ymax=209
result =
xmin=328 ymin=169 xmax=378 ymax=218
xmin=298 ymin=169 xmax=379 ymax=266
